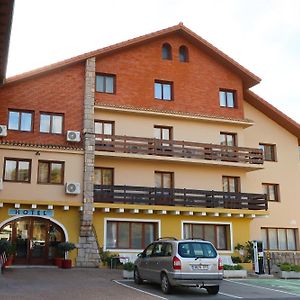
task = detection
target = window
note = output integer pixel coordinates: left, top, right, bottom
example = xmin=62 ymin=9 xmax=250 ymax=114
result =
xmin=220 ymin=132 xmax=237 ymax=147
xmin=262 ymin=183 xmax=280 ymax=202
xmin=183 ymin=223 xmax=230 ymax=250
xmin=38 ymin=161 xmax=64 ymax=184
xmin=222 ymin=176 xmax=240 ymax=193
xmin=262 ymin=227 xmax=297 ymax=251
xmin=96 ymin=74 xmax=115 ymax=94
xmin=154 ymin=80 xmax=173 ymax=101
xmin=259 ymin=143 xmax=276 ymax=161
xmin=179 ymin=45 xmax=189 ymax=62
xmin=94 ymin=168 xmax=113 ymax=185
xmin=162 ymin=43 xmax=172 ymax=60
xmin=40 ymin=113 xmax=63 ymax=134
xmin=106 ymin=221 xmax=157 ymax=249
xmin=219 ymin=90 xmax=236 ymax=108
xmin=3 ymin=158 xmax=31 ymax=183
xmin=155 ymin=171 xmax=173 ymax=188
xmin=8 ymin=110 xmax=33 ymax=132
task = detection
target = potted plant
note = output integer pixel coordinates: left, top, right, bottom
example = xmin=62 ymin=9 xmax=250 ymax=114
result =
xmin=57 ymin=242 xmax=76 ymax=269
xmin=122 ymin=261 xmax=134 ymax=279
xmin=0 ymin=240 xmax=16 ymax=267
xmin=223 ymin=264 xmax=247 ymax=278
xmin=278 ymin=262 xmax=300 ymax=279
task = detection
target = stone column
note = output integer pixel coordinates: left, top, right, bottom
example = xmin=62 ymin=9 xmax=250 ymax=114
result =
xmin=76 ymin=57 xmax=100 ymax=267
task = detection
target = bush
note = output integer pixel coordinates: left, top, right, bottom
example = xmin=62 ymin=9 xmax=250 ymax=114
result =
xmin=123 ymin=262 xmax=134 ymax=271
xmin=57 ymin=242 xmax=76 ymax=254
xmin=231 ymin=256 xmax=242 ymax=263
xmin=279 ymin=262 xmax=300 ymax=272
xmin=223 ymin=264 xmax=243 ymax=270
xmin=99 ymin=247 xmax=120 ymax=267
xmin=0 ymin=240 xmax=16 ymax=255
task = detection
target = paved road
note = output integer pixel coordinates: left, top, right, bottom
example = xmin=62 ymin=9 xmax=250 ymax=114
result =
xmin=0 ymin=267 xmax=155 ymax=300
xmin=1 ymin=267 xmax=300 ymax=300
xmin=116 ymin=278 xmax=300 ymax=299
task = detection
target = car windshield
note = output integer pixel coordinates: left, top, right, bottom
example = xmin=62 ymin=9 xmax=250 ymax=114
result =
xmin=178 ymin=242 xmax=217 ymax=258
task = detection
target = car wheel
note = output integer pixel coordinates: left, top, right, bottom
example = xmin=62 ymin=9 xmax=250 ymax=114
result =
xmin=206 ymin=285 xmax=219 ymax=295
xmin=134 ymin=267 xmax=143 ymax=284
xmin=161 ymin=273 xmax=172 ymax=294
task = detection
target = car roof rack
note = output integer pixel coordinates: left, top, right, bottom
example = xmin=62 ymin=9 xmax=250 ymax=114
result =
xmin=156 ymin=237 xmax=178 ymax=241
xmin=185 ymin=237 xmax=204 ymax=241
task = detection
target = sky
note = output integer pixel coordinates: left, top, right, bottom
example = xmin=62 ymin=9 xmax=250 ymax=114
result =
xmin=6 ymin=0 xmax=300 ymax=123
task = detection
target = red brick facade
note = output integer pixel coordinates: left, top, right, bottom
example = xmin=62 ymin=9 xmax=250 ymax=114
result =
xmin=0 ymin=63 xmax=85 ymax=146
xmin=95 ymin=33 xmax=245 ymax=119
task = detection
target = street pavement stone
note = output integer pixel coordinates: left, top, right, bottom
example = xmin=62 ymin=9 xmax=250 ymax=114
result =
xmin=0 ymin=267 xmax=155 ymax=300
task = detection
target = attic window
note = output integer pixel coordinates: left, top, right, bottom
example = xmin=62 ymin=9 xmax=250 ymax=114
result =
xmin=179 ymin=45 xmax=189 ymax=62
xmin=162 ymin=43 xmax=172 ymax=60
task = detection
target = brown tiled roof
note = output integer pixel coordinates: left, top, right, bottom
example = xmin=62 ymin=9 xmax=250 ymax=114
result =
xmin=0 ymin=0 xmax=14 ymax=85
xmin=0 ymin=140 xmax=83 ymax=151
xmin=95 ymin=101 xmax=254 ymax=124
xmin=5 ymin=23 xmax=260 ymax=88
xmin=245 ymin=90 xmax=300 ymax=144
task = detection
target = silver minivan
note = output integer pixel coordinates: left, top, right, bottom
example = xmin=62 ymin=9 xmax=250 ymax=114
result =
xmin=134 ymin=238 xmax=223 ymax=294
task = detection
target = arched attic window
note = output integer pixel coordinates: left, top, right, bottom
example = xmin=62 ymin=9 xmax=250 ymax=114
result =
xmin=162 ymin=43 xmax=172 ymax=60
xmin=179 ymin=45 xmax=189 ymax=62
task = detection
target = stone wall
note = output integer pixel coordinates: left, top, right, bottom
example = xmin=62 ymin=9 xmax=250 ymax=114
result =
xmin=76 ymin=57 xmax=100 ymax=267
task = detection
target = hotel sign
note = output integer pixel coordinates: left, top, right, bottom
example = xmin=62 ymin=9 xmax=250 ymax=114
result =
xmin=8 ymin=209 xmax=54 ymax=217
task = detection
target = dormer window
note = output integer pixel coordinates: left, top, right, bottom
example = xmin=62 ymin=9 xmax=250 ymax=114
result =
xmin=179 ymin=45 xmax=189 ymax=62
xmin=162 ymin=43 xmax=172 ymax=60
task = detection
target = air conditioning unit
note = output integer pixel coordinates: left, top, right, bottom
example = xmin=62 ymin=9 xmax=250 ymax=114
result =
xmin=0 ymin=125 xmax=7 ymax=136
xmin=66 ymin=130 xmax=81 ymax=142
xmin=65 ymin=182 xmax=81 ymax=194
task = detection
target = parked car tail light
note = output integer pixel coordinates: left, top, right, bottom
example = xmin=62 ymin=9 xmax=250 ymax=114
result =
xmin=173 ymin=256 xmax=181 ymax=270
xmin=218 ymin=257 xmax=223 ymax=270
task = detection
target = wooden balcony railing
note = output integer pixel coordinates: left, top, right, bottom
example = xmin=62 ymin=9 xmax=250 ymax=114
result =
xmin=94 ymin=185 xmax=268 ymax=211
xmin=95 ymin=134 xmax=263 ymax=165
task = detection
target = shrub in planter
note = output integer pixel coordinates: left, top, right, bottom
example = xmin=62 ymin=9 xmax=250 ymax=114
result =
xmin=278 ymin=262 xmax=300 ymax=279
xmin=231 ymin=256 xmax=242 ymax=263
xmin=123 ymin=262 xmax=134 ymax=279
xmin=99 ymin=247 xmax=120 ymax=268
xmin=57 ymin=242 xmax=76 ymax=269
xmin=0 ymin=240 xmax=16 ymax=266
xmin=223 ymin=264 xmax=243 ymax=270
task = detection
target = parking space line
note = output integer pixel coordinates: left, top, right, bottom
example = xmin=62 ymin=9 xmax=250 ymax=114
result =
xmin=225 ymin=279 xmax=300 ymax=297
xmin=219 ymin=292 xmax=243 ymax=299
xmin=113 ymin=280 xmax=168 ymax=300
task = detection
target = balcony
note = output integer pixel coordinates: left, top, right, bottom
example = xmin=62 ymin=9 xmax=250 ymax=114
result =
xmin=95 ymin=134 xmax=263 ymax=166
xmin=94 ymin=185 xmax=268 ymax=211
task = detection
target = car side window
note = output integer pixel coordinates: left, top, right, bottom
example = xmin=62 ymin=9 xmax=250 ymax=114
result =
xmin=152 ymin=243 xmax=164 ymax=257
xmin=163 ymin=243 xmax=173 ymax=256
xmin=144 ymin=244 xmax=155 ymax=257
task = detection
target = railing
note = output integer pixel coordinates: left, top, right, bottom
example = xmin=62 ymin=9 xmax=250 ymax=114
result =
xmin=94 ymin=185 xmax=268 ymax=211
xmin=95 ymin=134 xmax=263 ymax=165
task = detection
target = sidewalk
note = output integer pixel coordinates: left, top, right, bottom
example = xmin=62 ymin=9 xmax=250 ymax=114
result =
xmin=0 ymin=267 xmax=154 ymax=300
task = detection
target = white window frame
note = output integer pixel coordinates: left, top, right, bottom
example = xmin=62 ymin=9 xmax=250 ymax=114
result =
xmin=104 ymin=217 xmax=161 ymax=253
xmin=181 ymin=220 xmax=233 ymax=253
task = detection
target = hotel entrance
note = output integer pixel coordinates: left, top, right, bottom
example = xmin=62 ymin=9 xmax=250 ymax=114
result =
xmin=0 ymin=217 xmax=66 ymax=265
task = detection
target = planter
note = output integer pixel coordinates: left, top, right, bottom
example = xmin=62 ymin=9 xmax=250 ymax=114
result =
xmin=61 ymin=259 xmax=72 ymax=269
xmin=123 ymin=270 xmax=134 ymax=279
xmin=54 ymin=258 xmax=63 ymax=268
xmin=280 ymin=271 xmax=300 ymax=279
xmin=4 ymin=255 xmax=14 ymax=267
xmin=223 ymin=270 xmax=247 ymax=278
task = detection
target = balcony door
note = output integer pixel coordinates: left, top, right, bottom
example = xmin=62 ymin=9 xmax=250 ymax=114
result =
xmin=154 ymin=126 xmax=173 ymax=155
xmin=155 ymin=171 xmax=174 ymax=205
xmin=95 ymin=120 xmax=115 ymax=149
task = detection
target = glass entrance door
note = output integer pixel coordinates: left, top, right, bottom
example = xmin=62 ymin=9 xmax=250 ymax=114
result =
xmin=0 ymin=217 xmax=65 ymax=265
